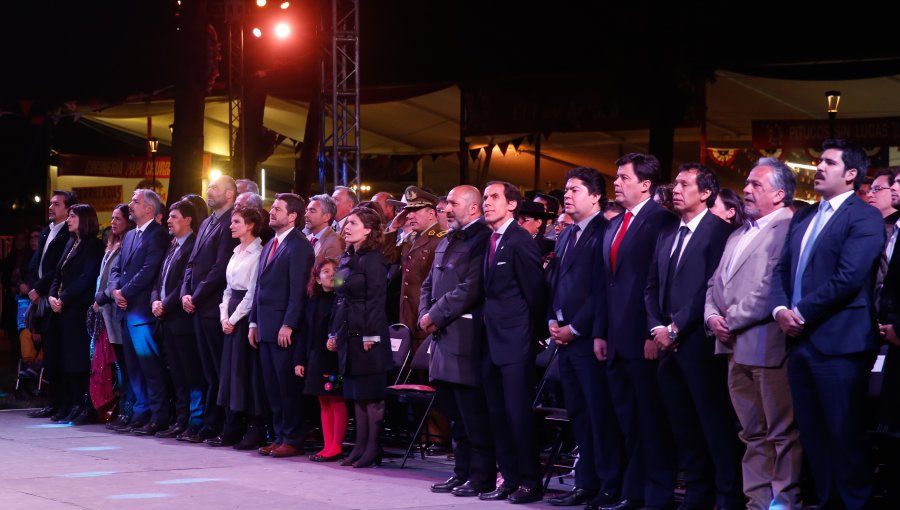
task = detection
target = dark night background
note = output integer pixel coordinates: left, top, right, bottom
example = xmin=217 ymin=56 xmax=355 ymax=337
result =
xmin=2 ymin=1 xmax=899 ymax=233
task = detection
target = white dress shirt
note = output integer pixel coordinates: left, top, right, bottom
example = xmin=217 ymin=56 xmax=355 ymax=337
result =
xmin=38 ymin=220 xmax=67 ymax=278
xmin=220 ymin=238 xmax=263 ymax=324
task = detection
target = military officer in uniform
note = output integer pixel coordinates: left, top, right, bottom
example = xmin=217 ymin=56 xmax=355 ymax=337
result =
xmin=394 ymin=186 xmax=447 ymax=354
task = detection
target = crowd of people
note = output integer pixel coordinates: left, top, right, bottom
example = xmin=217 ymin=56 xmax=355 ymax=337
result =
xmin=4 ymin=137 xmax=899 ymax=510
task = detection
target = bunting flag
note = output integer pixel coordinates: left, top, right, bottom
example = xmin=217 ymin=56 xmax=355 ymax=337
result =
xmin=511 ymin=137 xmax=524 ymax=151
xmin=469 ymin=147 xmax=481 ymax=162
xmin=19 ymin=99 xmax=33 ymax=116
xmin=707 ymin=148 xmax=738 ymax=167
xmin=498 ymin=141 xmax=510 ymax=155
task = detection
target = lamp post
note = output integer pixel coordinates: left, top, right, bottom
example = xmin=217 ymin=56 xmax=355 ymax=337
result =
xmin=148 ymin=137 xmax=160 ymax=192
xmin=826 ymin=90 xmax=841 ymax=139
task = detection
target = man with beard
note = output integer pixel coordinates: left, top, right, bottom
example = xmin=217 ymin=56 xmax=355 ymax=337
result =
xmin=181 ymin=175 xmax=240 ymax=444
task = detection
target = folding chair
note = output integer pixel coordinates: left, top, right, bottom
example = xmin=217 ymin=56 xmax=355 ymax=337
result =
xmin=532 ymin=343 xmax=575 ymax=491
xmin=386 ymin=335 xmax=437 ymax=468
xmin=388 ymin=323 xmax=413 ymax=385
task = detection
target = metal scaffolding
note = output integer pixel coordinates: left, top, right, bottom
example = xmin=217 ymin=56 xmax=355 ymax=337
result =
xmin=319 ymin=0 xmax=361 ymax=192
xmin=225 ymin=0 xmax=245 ymax=179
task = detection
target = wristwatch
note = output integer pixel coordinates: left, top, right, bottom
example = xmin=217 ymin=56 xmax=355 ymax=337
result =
xmin=667 ymin=324 xmax=678 ymax=340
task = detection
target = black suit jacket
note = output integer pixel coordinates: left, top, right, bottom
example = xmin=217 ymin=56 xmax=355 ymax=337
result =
xmin=881 ymin=231 xmax=900 ymax=331
xmin=108 ymin=221 xmax=170 ymax=325
xmin=483 ymin=221 xmax=545 ymax=366
xmin=250 ymin=228 xmax=315 ymax=343
xmin=28 ymin=224 xmax=71 ymax=297
xmin=602 ymin=201 xmax=678 ymax=360
xmin=49 ymin=237 xmax=104 ymax=309
xmin=546 ymin=213 xmax=608 ymax=344
xmin=151 ymin=233 xmax=196 ymax=332
xmin=645 ymin=210 xmax=731 ymax=353
xmin=183 ymin=208 xmax=239 ymax=319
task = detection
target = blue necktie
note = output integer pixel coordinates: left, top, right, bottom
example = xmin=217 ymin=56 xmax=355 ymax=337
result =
xmin=792 ymin=201 xmax=831 ymax=306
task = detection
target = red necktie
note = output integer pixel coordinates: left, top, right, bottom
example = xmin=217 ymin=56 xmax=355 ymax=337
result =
xmin=488 ymin=232 xmax=501 ymax=265
xmin=267 ymin=237 xmax=279 ymax=264
xmin=609 ymin=211 xmax=633 ymax=271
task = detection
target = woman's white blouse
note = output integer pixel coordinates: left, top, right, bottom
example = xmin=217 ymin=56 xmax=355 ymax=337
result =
xmin=219 ymin=237 xmax=263 ymax=324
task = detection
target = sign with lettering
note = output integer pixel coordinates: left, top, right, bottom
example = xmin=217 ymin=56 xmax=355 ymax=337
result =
xmin=57 ymin=154 xmax=172 ymax=178
xmin=72 ymin=185 xmax=123 ymax=211
xmin=752 ymin=118 xmax=900 ymax=150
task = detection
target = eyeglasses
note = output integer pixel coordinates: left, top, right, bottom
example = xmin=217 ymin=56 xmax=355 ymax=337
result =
xmin=868 ymin=185 xmax=890 ymax=194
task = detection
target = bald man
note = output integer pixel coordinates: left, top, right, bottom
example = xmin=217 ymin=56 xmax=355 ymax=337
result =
xmin=372 ymin=191 xmax=397 ymax=223
xmin=420 ymin=185 xmax=496 ymax=496
xmin=182 ymin=175 xmax=240 ymax=444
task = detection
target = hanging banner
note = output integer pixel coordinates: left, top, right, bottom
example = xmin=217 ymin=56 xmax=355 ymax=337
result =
xmin=57 ymin=154 xmax=172 ymax=179
xmin=71 ymin=185 xmax=123 ymax=211
xmin=752 ymin=118 xmax=900 ymax=150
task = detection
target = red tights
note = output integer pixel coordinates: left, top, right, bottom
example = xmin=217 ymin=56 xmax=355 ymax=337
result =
xmin=317 ymin=395 xmax=348 ymax=457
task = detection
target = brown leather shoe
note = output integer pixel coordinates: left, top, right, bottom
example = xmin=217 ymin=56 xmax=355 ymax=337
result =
xmin=258 ymin=443 xmax=282 ymax=456
xmin=270 ymin=444 xmax=301 ymax=458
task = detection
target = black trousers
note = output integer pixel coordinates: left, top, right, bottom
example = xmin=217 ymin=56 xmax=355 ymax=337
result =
xmin=558 ymin=341 xmax=623 ymax=494
xmin=194 ymin=315 xmax=224 ymax=432
xmin=161 ymin=322 xmax=204 ymax=429
xmin=433 ymin=380 xmax=496 ymax=487
xmin=482 ymin=358 xmax=541 ymax=489
xmin=259 ymin=341 xmax=305 ymax=447
xmin=607 ymin=355 xmax=676 ymax=506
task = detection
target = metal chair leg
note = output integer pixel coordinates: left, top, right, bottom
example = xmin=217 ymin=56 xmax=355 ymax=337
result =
xmin=400 ymin=395 xmax=436 ymax=469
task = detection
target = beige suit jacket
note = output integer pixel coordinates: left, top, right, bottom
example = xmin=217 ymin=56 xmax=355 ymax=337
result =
xmin=705 ymin=207 xmax=792 ymax=367
xmin=312 ymin=227 xmax=345 ymax=262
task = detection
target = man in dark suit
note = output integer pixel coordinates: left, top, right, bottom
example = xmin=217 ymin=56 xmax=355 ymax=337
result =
xmin=479 ymin=181 xmax=545 ymax=504
xmin=877 ymin=169 xmax=900 ymax=437
xmin=599 ymin=154 xmax=678 ymax=510
xmin=181 ymin=175 xmax=239 ymax=444
xmin=546 ymin=167 xmax=624 ymax=508
xmin=771 ymin=139 xmax=884 ymax=509
xmin=418 ymin=185 xmax=496 ymax=497
xmin=26 ymin=190 xmax=76 ymax=419
xmin=645 ymin=163 xmax=741 ymax=510
xmin=250 ymin=193 xmax=315 ymax=458
xmin=109 ymin=189 xmax=171 ymax=435
xmin=151 ymin=200 xmax=202 ymax=439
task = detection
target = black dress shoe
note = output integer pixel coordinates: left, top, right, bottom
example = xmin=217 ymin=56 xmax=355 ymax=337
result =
xmin=586 ymin=490 xmax=620 ymax=507
xmin=50 ymin=408 xmax=70 ymax=422
xmin=308 ymin=452 xmax=343 ymax=462
xmin=478 ymin=485 xmax=516 ymax=501
xmin=176 ymin=427 xmax=199 ymax=442
xmin=508 ymin=485 xmax=544 ymax=504
xmin=133 ymin=422 xmax=166 ymax=436
xmin=233 ymin=426 xmax=266 ymax=450
xmin=431 ymin=476 xmax=466 ymax=493
xmin=28 ymin=406 xmax=57 ymax=419
xmin=106 ymin=414 xmax=131 ymax=430
xmin=71 ymin=407 xmax=95 ymax=426
xmin=155 ymin=424 xmax=187 ymax=439
xmin=595 ymin=499 xmax=645 ymax=510
xmin=185 ymin=427 xmax=218 ymax=443
xmin=546 ymin=487 xmax=597 ymax=506
xmin=451 ymin=481 xmax=494 ymax=497
xmin=206 ymin=435 xmax=239 ymax=447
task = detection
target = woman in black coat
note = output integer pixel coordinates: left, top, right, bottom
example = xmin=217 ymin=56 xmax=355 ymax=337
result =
xmin=330 ymin=206 xmax=391 ymax=468
xmin=48 ymin=204 xmax=103 ymax=422
xmin=294 ymin=257 xmax=345 ymax=462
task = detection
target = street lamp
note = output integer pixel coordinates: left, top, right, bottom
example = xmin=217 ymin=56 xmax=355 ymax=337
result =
xmin=826 ymin=90 xmax=841 ymax=139
xmin=148 ymin=137 xmax=160 ymax=192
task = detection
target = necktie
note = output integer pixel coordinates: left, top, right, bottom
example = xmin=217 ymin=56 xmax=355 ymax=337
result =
xmin=609 ymin=211 xmax=632 ymax=271
xmin=560 ymin=224 xmax=581 ymax=264
xmin=876 ymin=224 xmax=899 ymax=308
xmin=488 ymin=232 xmax=501 ymax=265
xmin=160 ymin=240 xmax=178 ymax=293
xmin=663 ymin=226 xmax=690 ymax=316
xmin=310 ymin=236 xmax=319 ymax=251
xmin=792 ymin=201 xmax=831 ymax=307
xmin=267 ymin=237 xmax=279 ymax=264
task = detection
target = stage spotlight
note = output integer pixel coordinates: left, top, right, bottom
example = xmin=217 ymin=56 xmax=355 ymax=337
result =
xmin=274 ymin=23 xmax=290 ymax=39
xmin=256 ymin=0 xmax=267 ymax=7
xmin=252 ymin=27 xmax=262 ymax=38
xmin=280 ymin=2 xmax=290 ymax=8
